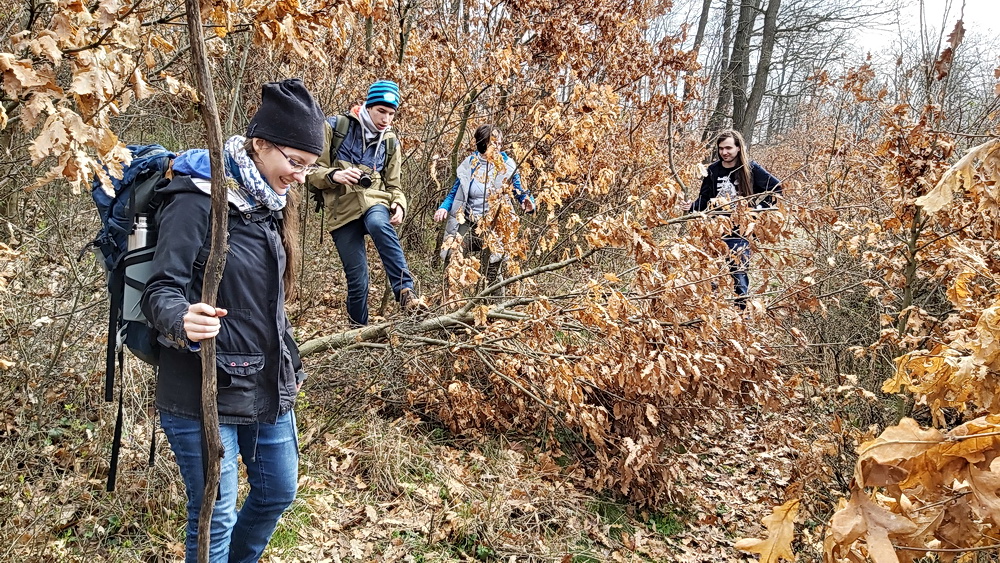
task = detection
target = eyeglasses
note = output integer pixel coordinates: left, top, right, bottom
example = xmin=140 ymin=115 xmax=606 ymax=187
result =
xmin=274 ymin=145 xmax=319 ymax=175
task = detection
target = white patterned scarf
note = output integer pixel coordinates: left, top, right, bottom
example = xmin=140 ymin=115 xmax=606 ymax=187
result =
xmin=190 ymin=136 xmax=287 ymax=212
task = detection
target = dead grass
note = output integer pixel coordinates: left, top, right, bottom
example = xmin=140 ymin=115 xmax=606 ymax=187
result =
xmin=0 ymin=178 xmax=836 ymax=563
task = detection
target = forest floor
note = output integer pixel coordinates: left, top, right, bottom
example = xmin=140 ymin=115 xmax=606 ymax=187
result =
xmin=1 ymin=234 xmax=848 ymax=562
xmin=236 ymin=391 xmax=835 ymax=562
xmin=1 ymin=365 xmax=837 ymax=562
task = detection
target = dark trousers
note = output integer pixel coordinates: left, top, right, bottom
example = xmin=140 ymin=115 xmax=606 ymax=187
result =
xmin=447 ymin=221 xmax=502 ymax=286
xmin=723 ymin=235 xmax=751 ymax=309
xmin=331 ymin=204 xmax=414 ymax=325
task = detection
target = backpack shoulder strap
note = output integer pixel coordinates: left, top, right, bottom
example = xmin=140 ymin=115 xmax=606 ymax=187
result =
xmin=327 ymin=115 xmax=351 ymax=163
xmin=385 ymin=132 xmax=398 ymax=163
xmin=193 ymin=208 xmax=237 ymax=268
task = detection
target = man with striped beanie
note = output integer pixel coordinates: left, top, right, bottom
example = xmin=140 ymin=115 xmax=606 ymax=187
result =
xmin=307 ymin=80 xmax=424 ymax=326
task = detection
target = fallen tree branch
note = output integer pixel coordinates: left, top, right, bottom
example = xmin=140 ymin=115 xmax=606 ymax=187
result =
xmin=298 ymin=307 xmax=528 ymax=357
xmin=298 ymin=248 xmax=600 ymax=357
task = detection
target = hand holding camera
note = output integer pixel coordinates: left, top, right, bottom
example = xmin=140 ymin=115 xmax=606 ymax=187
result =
xmin=329 ymin=167 xmax=372 ymax=187
xmin=329 ymin=168 xmax=371 ymax=187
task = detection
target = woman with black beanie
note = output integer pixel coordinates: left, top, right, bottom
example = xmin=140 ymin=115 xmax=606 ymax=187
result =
xmin=141 ymin=78 xmax=324 ymax=562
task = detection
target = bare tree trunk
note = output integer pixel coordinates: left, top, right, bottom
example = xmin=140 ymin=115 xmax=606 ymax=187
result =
xmin=225 ymin=37 xmax=251 ymax=133
xmin=729 ymin=0 xmax=761 ymax=136
xmin=398 ymin=0 xmax=416 ymax=64
xmin=703 ymin=0 xmax=735 ymax=142
xmin=683 ymin=0 xmax=713 ymax=100
xmin=765 ymin=45 xmax=790 ymax=141
xmin=365 ymin=17 xmax=373 ymax=53
xmin=183 ymin=2 xmax=228 ymax=561
xmin=740 ymin=0 xmax=780 ymax=143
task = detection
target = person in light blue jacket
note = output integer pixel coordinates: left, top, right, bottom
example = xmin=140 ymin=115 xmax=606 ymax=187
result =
xmin=433 ymin=125 xmax=534 ymax=284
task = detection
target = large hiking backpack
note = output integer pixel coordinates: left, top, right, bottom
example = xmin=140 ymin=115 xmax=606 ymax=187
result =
xmin=308 ymin=115 xmax=398 ymax=212
xmin=85 ymin=144 xmax=176 ymax=491
xmin=88 ymin=145 xmax=175 ymax=370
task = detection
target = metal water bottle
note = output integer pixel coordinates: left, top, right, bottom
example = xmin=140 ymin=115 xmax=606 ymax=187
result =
xmin=128 ymin=215 xmax=150 ymax=250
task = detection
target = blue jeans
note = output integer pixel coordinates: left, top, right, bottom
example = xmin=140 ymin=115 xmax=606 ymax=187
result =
xmin=160 ymin=410 xmax=298 ymax=563
xmin=723 ymin=236 xmax=751 ymax=308
xmin=331 ymin=204 xmax=414 ymax=325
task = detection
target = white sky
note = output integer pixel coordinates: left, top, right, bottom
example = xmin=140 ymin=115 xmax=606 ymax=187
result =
xmin=860 ymin=0 xmax=1000 ymax=54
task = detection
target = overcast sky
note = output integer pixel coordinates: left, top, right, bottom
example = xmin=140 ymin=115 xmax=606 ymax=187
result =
xmin=861 ymin=0 xmax=1000 ymax=53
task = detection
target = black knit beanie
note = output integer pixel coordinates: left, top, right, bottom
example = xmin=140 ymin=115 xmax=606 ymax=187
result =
xmin=246 ymin=78 xmax=325 ymax=156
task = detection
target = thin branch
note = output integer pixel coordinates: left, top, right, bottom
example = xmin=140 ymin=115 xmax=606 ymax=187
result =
xmin=457 ymin=248 xmax=599 ymax=316
xmin=892 ymin=543 xmax=1000 ymax=553
xmin=915 ymin=220 xmax=974 ymax=253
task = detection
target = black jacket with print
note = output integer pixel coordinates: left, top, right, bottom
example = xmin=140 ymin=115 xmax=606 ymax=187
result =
xmin=689 ymin=160 xmax=782 ymax=213
xmin=141 ymin=176 xmax=304 ymax=424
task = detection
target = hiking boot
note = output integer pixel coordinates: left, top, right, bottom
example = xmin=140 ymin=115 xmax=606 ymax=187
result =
xmin=399 ymin=288 xmax=428 ymax=312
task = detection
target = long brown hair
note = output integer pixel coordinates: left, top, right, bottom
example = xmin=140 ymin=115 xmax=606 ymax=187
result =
xmin=716 ymin=130 xmax=752 ymax=198
xmin=244 ymin=138 xmax=300 ymax=301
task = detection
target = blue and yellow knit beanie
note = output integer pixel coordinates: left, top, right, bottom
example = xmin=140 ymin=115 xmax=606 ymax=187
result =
xmin=365 ymin=80 xmax=401 ymax=109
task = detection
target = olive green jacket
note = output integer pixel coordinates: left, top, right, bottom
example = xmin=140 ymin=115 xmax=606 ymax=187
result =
xmin=306 ymin=112 xmax=406 ymax=231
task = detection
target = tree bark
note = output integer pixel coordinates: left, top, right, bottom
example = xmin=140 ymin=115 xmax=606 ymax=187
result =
xmin=397 ymin=0 xmax=415 ymax=64
xmin=683 ymin=0 xmax=713 ymax=100
xmin=740 ymin=0 xmax=781 ymax=143
xmin=703 ymin=0 xmax=735 ymax=142
xmin=729 ymin=0 xmax=761 ymax=136
xmin=183 ymin=2 xmax=228 ymax=561
xmin=765 ymin=44 xmax=790 ymax=141
xmin=365 ymin=17 xmax=373 ymax=53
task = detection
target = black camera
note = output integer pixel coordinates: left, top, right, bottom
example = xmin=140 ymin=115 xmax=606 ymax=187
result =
xmin=357 ymin=173 xmax=373 ymax=188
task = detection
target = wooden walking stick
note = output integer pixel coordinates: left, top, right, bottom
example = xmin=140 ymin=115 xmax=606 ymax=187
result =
xmin=182 ymin=2 xmax=228 ymax=561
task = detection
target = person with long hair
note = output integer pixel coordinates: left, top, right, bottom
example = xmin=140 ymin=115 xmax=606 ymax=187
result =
xmin=141 ymin=78 xmax=324 ymax=562
xmin=689 ymin=129 xmax=782 ymax=308
xmin=433 ymin=124 xmax=534 ymax=285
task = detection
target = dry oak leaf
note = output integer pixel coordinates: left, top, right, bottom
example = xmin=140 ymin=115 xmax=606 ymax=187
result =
xmin=855 ymin=418 xmax=946 ymax=489
xmin=735 ymin=498 xmax=799 ymax=562
xmin=856 ymin=418 xmax=943 ymax=463
xmin=0 ymin=54 xmax=54 ymax=98
xmin=938 ymin=415 xmax=1000 ymax=464
xmin=826 ymin=487 xmax=918 ymax=563
xmin=916 ymin=138 xmax=1000 ymax=213
xmin=964 ymin=464 xmax=1000 ymax=526
xmin=968 ymin=300 xmax=1000 ymax=369
xmin=947 ymin=270 xmax=977 ymax=310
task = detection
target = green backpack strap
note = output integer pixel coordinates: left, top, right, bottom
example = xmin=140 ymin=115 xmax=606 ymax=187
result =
xmin=311 ymin=115 xmax=353 ymax=212
xmin=385 ymin=132 xmax=397 ymax=164
xmin=327 ymin=114 xmax=351 ymax=163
